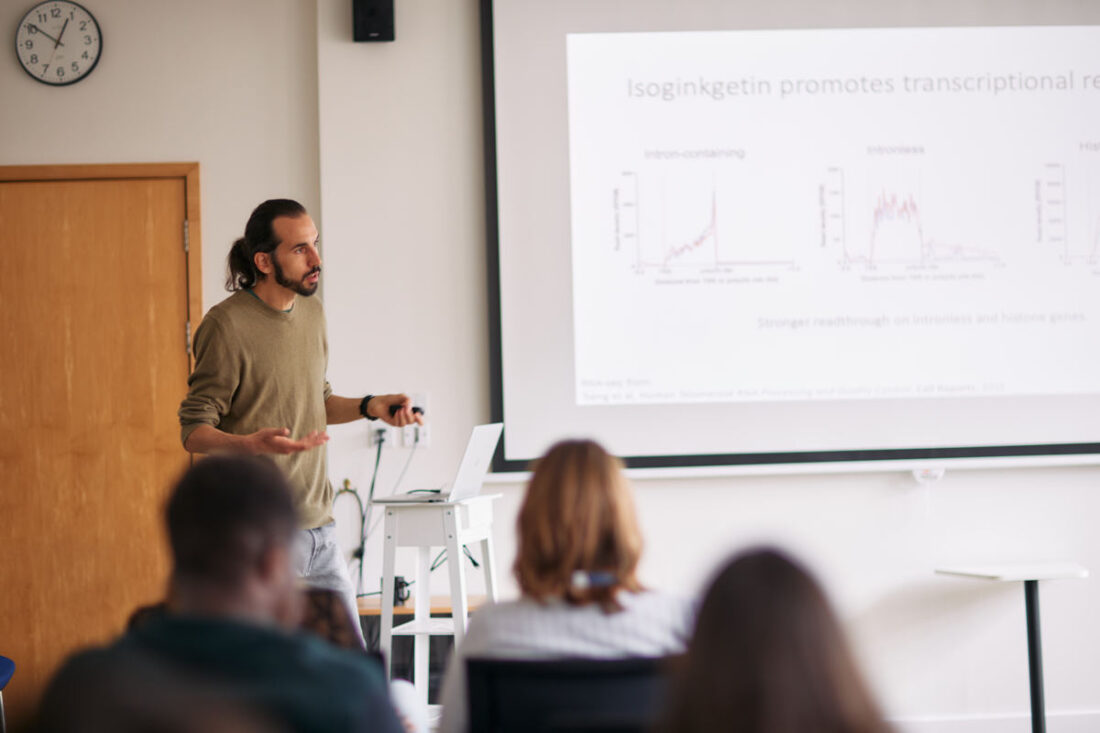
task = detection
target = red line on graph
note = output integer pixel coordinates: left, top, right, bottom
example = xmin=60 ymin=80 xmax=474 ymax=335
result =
xmin=869 ymin=190 xmax=924 ymax=263
xmin=662 ymin=187 xmax=717 ymax=265
xmin=843 ymin=189 xmax=995 ymax=266
xmin=636 ymin=184 xmax=794 ymax=269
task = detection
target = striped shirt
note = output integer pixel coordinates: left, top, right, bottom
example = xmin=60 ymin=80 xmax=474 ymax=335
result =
xmin=438 ymin=590 xmax=693 ymax=733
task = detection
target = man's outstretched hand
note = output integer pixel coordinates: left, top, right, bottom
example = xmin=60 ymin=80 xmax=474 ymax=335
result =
xmin=182 ymin=424 xmax=330 ymax=456
xmin=247 ymin=428 xmax=329 ymax=455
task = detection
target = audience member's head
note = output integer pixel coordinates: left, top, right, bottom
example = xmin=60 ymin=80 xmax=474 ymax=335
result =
xmin=514 ymin=439 xmax=643 ymax=611
xmin=38 ymin=456 xmax=403 ymax=733
xmin=165 ymin=455 xmax=301 ymax=627
xmin=659 ymin=547 xmax=892 ymax=733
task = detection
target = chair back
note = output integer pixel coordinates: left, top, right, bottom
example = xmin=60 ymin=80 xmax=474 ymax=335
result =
xmin=0 ymin=654 xmax=12 ymax=733
xmin=467 ymin=656 xmax=677 ymax=733
xmin=0 ymin=656 xmax=13 ymax=691
xmin=300 ymin=588 xmax=366 ymax=652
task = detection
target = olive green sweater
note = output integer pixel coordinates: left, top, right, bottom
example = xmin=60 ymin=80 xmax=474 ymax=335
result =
xmin=179 ymin=290 xmax=333 ymax=528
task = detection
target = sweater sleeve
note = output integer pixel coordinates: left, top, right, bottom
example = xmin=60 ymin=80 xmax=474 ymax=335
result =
xmin=178 ymin=315 xmax=241 ymax=446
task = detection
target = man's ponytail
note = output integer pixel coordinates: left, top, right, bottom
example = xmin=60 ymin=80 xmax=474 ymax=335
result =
xmin=226 ymin=237 xmax=256 ymax=291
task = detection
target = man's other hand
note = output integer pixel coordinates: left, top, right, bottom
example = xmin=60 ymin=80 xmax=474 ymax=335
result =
xmin=248 ymin=427 xmax=329 ymax=455
xmin=368 ymin=394 xmax=425 ymax=428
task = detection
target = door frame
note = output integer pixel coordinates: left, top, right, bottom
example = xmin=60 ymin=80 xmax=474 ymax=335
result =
xmin=0 ymin=162 xmax=203 ymax=333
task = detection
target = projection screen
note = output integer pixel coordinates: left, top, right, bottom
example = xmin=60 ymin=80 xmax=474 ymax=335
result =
xmin=482 ymin=0 xmax=1100 ymax=471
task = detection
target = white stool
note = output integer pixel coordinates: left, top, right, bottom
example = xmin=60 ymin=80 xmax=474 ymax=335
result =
xmin=374 ymin=495 xmax=500 ymax=704
xmin=935 ymin=562 xmax=1089 ymax=733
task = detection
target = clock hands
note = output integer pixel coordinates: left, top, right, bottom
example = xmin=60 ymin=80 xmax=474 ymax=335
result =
xmin=53 ymin=18 xmax=69 ymax=50
xmin=27 ymin=23 xmax=64 ymax=47
xmin=41 ymin=17 xmax=68 ymax=77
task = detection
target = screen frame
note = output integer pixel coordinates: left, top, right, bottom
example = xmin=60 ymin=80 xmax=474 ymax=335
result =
xmin=479 ymin=0 xmax=1100 ymax=473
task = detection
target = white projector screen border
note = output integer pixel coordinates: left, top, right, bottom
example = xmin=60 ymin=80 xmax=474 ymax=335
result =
xmin=480 ymin=0 xmax=1100 ymax=472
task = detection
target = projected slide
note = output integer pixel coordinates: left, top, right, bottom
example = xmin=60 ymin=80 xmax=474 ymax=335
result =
xmin=567 ymin=26 xmax=1100 ymax=406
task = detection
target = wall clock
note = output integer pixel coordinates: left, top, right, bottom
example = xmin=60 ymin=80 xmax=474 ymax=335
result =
xmin=15 ymin=1 xmax=101 ymax=86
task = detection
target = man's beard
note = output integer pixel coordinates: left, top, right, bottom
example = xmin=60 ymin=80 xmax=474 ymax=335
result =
xmin=272 ymin=257 xmax=320 ymax=296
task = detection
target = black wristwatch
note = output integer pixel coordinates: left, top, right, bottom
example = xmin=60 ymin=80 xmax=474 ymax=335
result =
xmin=360 ymin=395 xmax=378 ymax=420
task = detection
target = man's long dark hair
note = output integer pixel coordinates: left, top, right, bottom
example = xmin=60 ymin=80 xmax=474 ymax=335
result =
xmin=658 ymin=548 xmax=892 ymax=733
xmin=226 ymin=198 xmax=307 ymax=291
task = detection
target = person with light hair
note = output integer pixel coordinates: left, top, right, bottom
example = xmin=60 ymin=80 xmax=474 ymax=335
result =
xmin=438 ymin=439 xmax=691 ymax=733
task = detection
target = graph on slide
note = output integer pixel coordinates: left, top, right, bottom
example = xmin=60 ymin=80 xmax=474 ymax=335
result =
xmin=614 ymin=169 xmax=795 ymax=272
xmin=1038 ymin=162 xmax=1100 ymax=265
xmin=824 ymin=166 xmax=998 ymax=268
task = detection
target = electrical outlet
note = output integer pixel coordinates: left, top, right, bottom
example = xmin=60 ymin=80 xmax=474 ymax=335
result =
xmin=401 ymin=392 xmax=430 ymax=448
xmin=401 ymin=422 xmax=430 ymax=448
xmin=367 ymin=425 xmax=392 ymax=447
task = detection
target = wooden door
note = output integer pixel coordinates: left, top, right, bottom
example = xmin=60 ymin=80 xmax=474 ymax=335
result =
xmin=0 ymin=164 xmax=201 ymax=724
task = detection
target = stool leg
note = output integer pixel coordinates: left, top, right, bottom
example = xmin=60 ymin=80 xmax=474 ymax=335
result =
xmin=480 ymin=535 xmax=498 ymax=602
xmin=413 ymin=546 xmax=431 ymax=705
xmin=1025 ymin=580 xmax=1045 ymax=733
xmin=444 ymin=508 xmax=469 ymax=648
xmin=380 ymin=509 xmax=398 ymax=680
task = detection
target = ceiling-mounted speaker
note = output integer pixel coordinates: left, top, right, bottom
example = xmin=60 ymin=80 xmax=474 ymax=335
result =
xmin=353 ymin=0 xmax=395 ymax=42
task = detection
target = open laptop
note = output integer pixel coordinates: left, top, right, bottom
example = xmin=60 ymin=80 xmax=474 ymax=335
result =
xmin=376 ymin=422 xmax=503 ymax=503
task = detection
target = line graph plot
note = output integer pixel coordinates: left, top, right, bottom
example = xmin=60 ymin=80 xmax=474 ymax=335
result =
xmin=615 ymin=169 xmax=795 ymax=272
xmin=1039 ymin=162 xmax=1100 ymax=266
xmin=824 ymin=166 xmax=999 ymax=268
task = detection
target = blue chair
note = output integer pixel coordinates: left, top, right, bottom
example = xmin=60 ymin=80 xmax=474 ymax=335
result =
xmin=466 ymin=656 xmax=677 ymax=733
xmin=0 ymin=655 xmax=14 ymax=733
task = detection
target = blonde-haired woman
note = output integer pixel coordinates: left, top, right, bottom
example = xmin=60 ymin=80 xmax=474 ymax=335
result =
xmin=438 ymin=439 xmax=691 ymax=733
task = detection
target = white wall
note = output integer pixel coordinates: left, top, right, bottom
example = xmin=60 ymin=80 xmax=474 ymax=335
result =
xmin=315 ymin=2 xmax=1100 ymax=731
xmin=0 ymin=0 xmax=321 ymax=313
xmin=315 ymin=0 xmax=492 ymax=530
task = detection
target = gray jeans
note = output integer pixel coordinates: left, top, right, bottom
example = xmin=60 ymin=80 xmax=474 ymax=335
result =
xmin=293 ymin=522 xmax=365 ymax=645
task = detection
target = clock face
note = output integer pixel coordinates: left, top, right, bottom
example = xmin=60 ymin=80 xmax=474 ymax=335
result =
xmin=15 ymin=1 xmax=101 ymax=86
